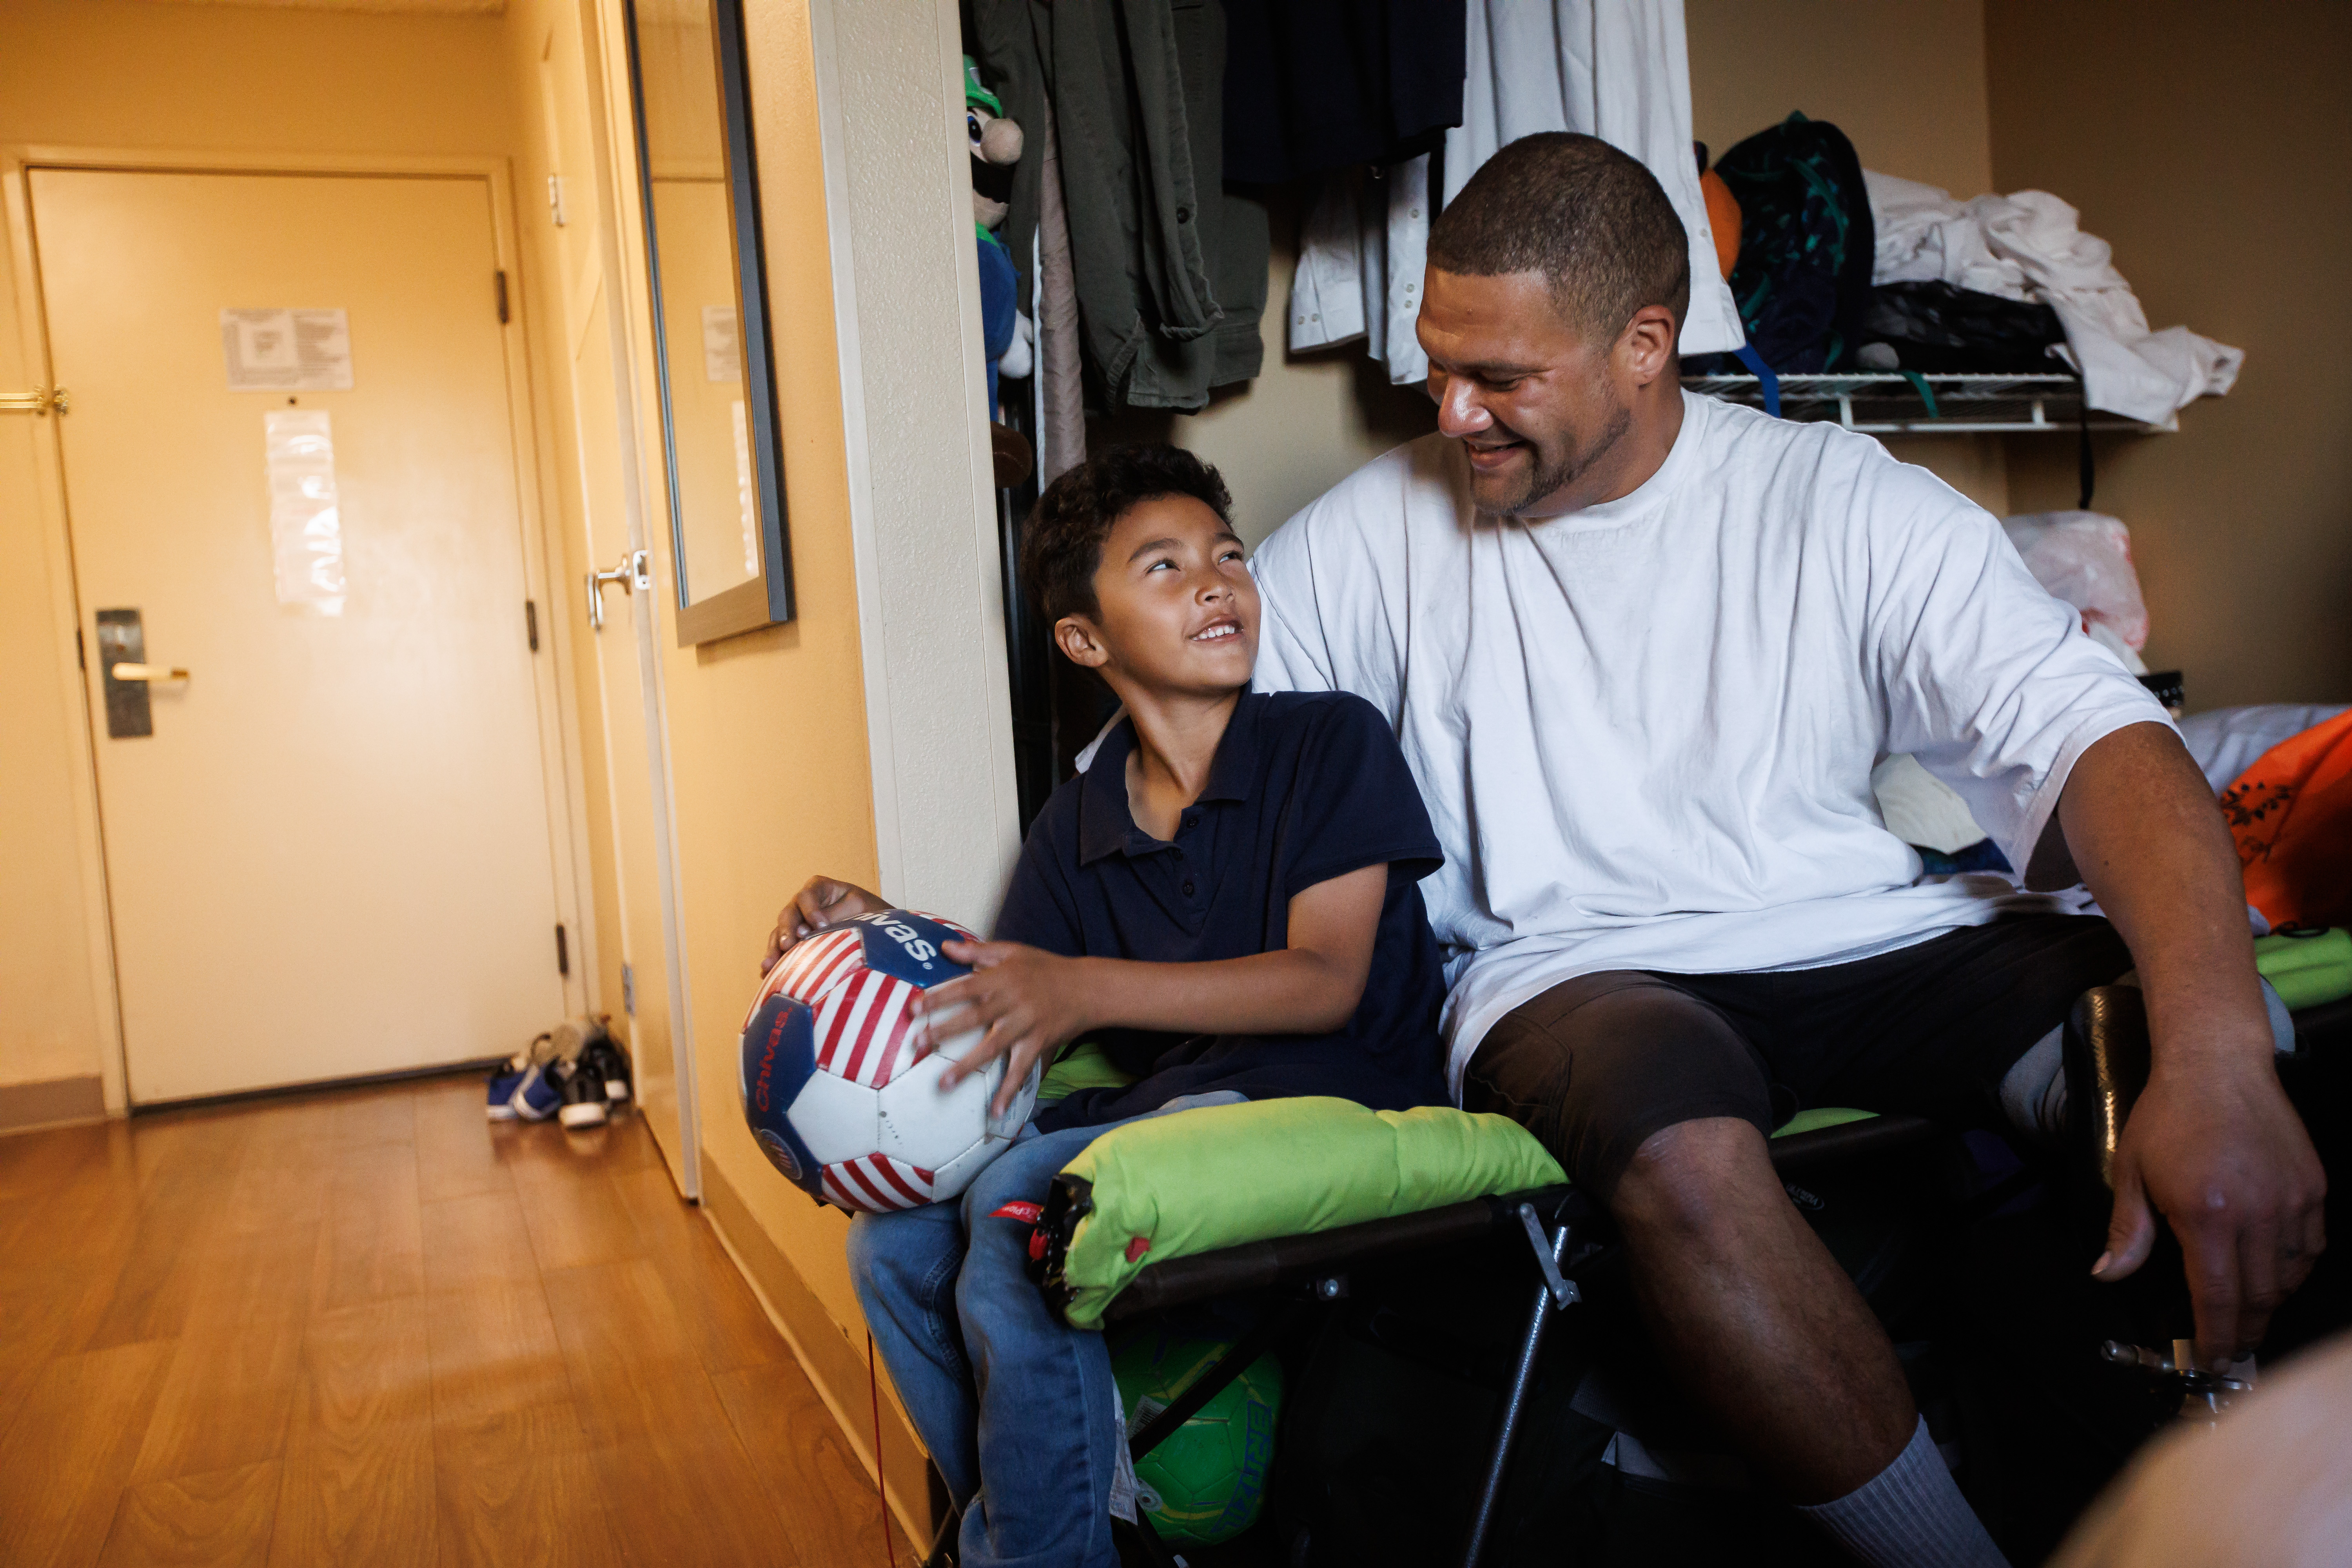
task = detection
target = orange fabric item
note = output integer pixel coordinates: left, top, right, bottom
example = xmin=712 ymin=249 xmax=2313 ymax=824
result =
xmin=2221 ymin=707 xmax=2352 ymax=929
xmin=1701 ymin=169 xmax=1741 ymax=279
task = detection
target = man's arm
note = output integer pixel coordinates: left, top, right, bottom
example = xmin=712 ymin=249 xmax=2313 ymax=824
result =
xmin=923 ymin=862 xmax=1389 ymax=1115
xmin=2054 ymin=721 xmax=2326 ymax=1365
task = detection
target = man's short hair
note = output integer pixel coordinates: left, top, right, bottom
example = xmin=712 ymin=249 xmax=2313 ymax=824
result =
xmin=1020 ymin=443 xmax=1234 ymax=624
xmin=1427 ymin=131 xmax=1690 ymax=343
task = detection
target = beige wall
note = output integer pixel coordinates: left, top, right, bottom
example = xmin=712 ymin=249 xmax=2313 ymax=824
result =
xmin=1686 ymin=0 xmax=1993 ymax=200
xmin=1987 ymin=0 xmax=2352 ymax=708
xmin=0 ymin=0 xmax=519 ymax=1101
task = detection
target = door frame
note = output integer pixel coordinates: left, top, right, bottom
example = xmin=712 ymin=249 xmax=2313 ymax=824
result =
xmin=2 ymin=144 xmax=603 ymax=1111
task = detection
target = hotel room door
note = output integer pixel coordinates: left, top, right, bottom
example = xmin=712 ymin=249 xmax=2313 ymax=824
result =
xmin=31 ymin=166 xmax=573 ymax=1103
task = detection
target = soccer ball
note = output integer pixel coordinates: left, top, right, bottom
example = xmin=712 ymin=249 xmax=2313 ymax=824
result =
xmin=1111 ymin=1327 xmax=1284 ymax=1544
xmin=739 ymin=908 xmax=1038 ymax=1213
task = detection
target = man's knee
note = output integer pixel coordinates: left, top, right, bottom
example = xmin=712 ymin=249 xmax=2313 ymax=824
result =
xmin=1611 ymin=1115 xmax=1777 ymax=1237
xmin=1465 ymin=972 xmax=1773 ymax=1193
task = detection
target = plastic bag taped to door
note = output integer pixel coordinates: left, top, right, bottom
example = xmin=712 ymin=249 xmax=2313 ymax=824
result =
xmin=263 ymin=409 xmax=346 ymax=615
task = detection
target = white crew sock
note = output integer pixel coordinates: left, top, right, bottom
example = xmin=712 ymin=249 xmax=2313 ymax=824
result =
xmin=1998 ymin=1023 xmax=2071 ymax=1142
xmin=1798 ymin=1416 xmax=2009 ymax=1568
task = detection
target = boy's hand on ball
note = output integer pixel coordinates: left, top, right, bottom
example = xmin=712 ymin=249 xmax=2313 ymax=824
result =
xmin=761 ymin=875 xmax=886 ymax=974
xmin=920 ymin=939 xmax=1092 ymax=1118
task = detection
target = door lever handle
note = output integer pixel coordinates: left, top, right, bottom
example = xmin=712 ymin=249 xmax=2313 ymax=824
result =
xmin=585 ymin=549 xmax=651 ymax=632
xmin=110 ymin=662 xmax=190 ymax=682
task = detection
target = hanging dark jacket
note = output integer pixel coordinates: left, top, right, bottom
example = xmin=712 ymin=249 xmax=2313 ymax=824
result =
xmin=970 ymin=0 xmax=1267 ymax=412
xmin=1221 ymin=0 xmax=1467 ymax=183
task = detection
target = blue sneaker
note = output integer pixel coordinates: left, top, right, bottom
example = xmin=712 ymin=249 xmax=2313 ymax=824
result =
xmin=486 ymin=1053 xmax=531 ymax=1121
xmin=508 ymin=1062 xmax=563 ymax=1122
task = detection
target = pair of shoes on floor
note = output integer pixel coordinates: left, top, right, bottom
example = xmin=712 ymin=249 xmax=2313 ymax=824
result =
xmin=486 ymin=1032 xmax=633 ymax=1129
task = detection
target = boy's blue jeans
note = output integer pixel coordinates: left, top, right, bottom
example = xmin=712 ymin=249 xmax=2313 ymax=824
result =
xmin=848 ymin=1094 xmax=1241 ymax=1568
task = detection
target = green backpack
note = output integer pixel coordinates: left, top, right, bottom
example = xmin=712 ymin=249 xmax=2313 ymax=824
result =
xmin=1706 ymin=113 xmax=1877 ymax=374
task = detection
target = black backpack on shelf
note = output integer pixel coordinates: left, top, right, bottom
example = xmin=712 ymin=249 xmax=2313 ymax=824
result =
xmin=1693 ymin=113 xmax=1876 ymax=376
xmin=1860 ymin=280 xmax=2068 ymax=374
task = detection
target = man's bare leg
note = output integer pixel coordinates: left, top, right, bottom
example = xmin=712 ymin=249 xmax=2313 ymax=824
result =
xmin=1608 ymin=1116 xmax=1915 ymax=1502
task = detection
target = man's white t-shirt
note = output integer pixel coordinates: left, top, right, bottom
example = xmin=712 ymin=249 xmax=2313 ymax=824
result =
xmin=1250 ymin=390 xmax=2171 ymax=1098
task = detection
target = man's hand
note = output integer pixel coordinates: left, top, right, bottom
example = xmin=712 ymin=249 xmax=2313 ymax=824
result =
xmin=918 ymin=939 xmax=1096 ymax=1118
xmin=760 ymin=875 xmax=887 ymax=975
xmin=2054 ymin=723 xmax=2328 ymax=1369
xmin=2096 ymin=1049 xmax=2326 ymax=1366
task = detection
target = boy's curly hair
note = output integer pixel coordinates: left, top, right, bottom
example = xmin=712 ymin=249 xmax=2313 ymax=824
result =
xmin=1019 ymin=444 xmax=1234 ymax=624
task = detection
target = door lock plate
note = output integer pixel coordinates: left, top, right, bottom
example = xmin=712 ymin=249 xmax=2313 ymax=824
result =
xmin=95 ymin=610 xmax=153 ymax=739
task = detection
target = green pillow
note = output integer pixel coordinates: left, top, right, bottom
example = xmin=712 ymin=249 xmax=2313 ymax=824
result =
xmin=2256 ymin=927 xmax=2352 ymax=1012
xmin=1046 ymin=1097 xmax=1885 ymax=1330
xmin=1048 ymin=1098 xmax=1562 ymax=1329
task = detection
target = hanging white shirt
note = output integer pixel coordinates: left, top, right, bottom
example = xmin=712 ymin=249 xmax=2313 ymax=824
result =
xmin=1289 ymin=155 xmax=1433 ymax=379
xmin=1249 ymin=392 xmax=2171 ymax=1097
xmin=1288 ymin=0 xmax=1744 ymax=383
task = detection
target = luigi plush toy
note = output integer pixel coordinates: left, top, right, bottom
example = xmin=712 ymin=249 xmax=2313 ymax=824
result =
xmin=966 ymin=56 xmax=1033 ymax=435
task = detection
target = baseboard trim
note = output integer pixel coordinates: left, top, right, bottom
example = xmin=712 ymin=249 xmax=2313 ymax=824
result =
xmin=699 ymin=1156 xmax=940 ymax=1558
xmin=0 ymin=1074 xmax=107 ymax=1135
xmin=129 ymin=1057 xmax=505 ymax=1117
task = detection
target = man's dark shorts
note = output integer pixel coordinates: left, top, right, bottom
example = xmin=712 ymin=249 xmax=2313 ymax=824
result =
xmin=1460 ymin=914 xmax=2131 ymax=1197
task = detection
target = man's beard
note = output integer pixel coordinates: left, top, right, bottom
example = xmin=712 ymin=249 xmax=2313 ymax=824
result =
xmin=1483 ymin=399 xmax=1633 ymax=516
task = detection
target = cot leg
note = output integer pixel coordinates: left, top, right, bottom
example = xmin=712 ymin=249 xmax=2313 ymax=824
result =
xmin=1458 ymin=1214 xmax=1574 ymax=1568
xmin=1112 ymin=1510 xmax=1187 ymax=1568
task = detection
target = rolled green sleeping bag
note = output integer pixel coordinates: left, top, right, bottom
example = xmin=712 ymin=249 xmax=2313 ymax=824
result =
xmin=1045 ymin=1098 xmax=1565 ymax=1330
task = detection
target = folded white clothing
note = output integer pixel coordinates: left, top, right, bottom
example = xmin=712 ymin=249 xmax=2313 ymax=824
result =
xmin=1863 ymin=170 xmax=2242 ymax=426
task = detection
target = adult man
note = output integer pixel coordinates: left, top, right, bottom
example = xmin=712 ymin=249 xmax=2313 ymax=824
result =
xmin=1249 ymin=133 xmax=2323 ymax=1566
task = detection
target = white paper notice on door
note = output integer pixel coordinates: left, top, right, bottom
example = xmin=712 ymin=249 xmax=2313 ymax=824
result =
xmin=263 ymin=410 xmax=347 ymax=615
xmin=223 ymin=307 xmax=355 ymax=391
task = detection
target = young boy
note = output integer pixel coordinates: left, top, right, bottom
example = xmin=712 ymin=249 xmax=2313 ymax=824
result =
xmin=761 ymin=444 xmax=1448 ymax=1568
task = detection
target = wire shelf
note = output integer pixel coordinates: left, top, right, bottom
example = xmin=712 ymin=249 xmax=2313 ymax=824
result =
xmin=1682 ymin=372 xmax=2155 ymax=434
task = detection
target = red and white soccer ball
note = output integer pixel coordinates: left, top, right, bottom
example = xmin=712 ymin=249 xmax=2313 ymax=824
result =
xmin=739 ymin=909 xmax=1040 ymax=1213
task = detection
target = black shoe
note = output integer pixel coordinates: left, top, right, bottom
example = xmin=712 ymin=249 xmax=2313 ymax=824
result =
xmin=582 ymin=1039 xmax=633 ymax=1106
xmin=554 ymin=1058 xmax=609 ymax=1129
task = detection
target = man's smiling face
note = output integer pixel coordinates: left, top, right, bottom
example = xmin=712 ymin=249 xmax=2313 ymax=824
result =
xmin=1418 ymin=267 xmax=1634 ymax=518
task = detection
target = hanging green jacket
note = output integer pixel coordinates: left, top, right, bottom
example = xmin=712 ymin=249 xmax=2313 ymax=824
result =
xmin=970 ymin=0 xmax=1267 ymax=412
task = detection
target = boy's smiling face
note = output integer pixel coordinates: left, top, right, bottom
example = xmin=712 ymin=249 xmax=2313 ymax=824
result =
xmin=1055 ymin=492 xmax=1258 ymax=702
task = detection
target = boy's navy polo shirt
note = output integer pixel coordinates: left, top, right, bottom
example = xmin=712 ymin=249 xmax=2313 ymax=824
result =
xmin=994 ymin=690 xmax=1451 ymax=1130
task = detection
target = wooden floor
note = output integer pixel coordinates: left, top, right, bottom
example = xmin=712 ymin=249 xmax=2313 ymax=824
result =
xmin=0 ymin=1073 xmax=913 ymax=1567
